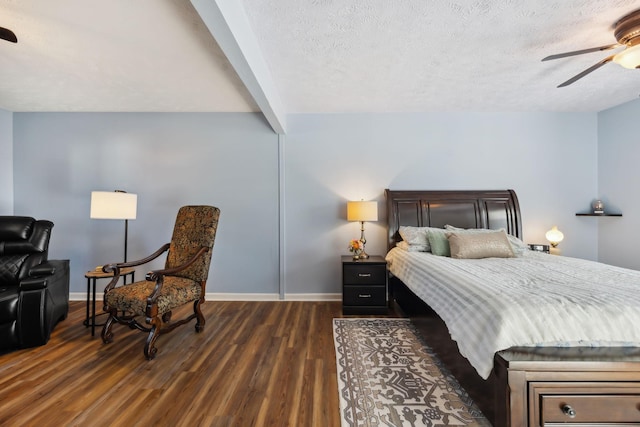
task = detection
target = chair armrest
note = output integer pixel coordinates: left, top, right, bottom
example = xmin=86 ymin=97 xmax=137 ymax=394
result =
xmin=21 ymin=260 xmax=59 ymax=289
xmin=102 ymin=243 xmax=171 ymax=293
xmin=144 ymin=246 xmax=209 ymax=317
xmin=27 ymin=261 xmax=57 ymax=277
xmin=145 ymin=247 xmax=209 ymax=281
xmin=19 ymin=277 xmax=48 ymax=291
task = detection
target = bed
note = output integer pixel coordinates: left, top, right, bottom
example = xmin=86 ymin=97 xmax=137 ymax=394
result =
xmin=384 ymin=189 xmax=640 ymax=427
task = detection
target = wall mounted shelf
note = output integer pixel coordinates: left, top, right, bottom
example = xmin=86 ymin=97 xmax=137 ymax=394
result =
xmin=575 ymin=213 xmax=622 ymax=217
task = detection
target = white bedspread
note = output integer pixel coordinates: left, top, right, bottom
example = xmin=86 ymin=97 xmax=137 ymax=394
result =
xmin=386 ymin=248 xmax=640 ymax=379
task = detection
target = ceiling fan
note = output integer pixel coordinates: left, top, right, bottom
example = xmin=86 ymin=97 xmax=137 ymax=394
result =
xmin=543 ymin=9 xmax=640 ymax=87
xmin=0 ymin=26 xmax=17 ymax=43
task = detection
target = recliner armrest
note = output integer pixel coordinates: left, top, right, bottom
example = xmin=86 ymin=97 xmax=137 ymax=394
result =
xmin=19 ymin=277 xmax=48 ymax=291
xmin=28 ymin=262 xmax=57 ymax=277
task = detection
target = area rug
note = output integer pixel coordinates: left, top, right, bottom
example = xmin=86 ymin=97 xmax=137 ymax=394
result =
xmin=333 ymin=318 xmax=490 ymax=427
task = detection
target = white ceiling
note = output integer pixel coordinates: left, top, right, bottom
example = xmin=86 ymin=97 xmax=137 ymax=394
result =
xmin=1 ymin=0 xmax=640 ymax=130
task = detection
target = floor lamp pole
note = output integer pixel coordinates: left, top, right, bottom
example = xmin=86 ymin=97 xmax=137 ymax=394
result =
xmin=124 ymin=219 xmax=129 ymax=263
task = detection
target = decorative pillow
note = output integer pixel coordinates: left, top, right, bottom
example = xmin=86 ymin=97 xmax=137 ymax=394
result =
xmin=447 ymin=230 xmax=515 ymax=259
xmin=396 ymin=241 xmax=430 ymax=252
xmin=398 ymin=226 xmax=431 ymax=251
xmin=427 ymin=228 xmax=451 ymax=257
xmin=444 ymin=224 xmax=527 ymax=257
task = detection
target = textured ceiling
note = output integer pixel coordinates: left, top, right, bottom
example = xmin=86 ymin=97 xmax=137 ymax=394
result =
xmin=1 ymin=0 xmax=640 ymax=119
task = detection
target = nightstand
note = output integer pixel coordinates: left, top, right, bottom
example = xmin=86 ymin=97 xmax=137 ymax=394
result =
xmin=341 ymin=255 xmax=388 ymax=315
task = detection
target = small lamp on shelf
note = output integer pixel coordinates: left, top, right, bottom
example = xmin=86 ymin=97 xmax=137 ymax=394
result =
xmin=347 ymin=200 xmax=378 ymax=259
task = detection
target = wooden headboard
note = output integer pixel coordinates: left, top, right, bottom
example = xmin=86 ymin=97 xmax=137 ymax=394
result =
xmin=385 ymin=189 xmax=522 ymax=251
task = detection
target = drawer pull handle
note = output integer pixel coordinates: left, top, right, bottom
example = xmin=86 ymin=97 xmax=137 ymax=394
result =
xmin=358 ymin=294 xmax=372 ymax=298
xmin=562 ymin=404 xmax=576 ymax=418
xmin=358 ymin=273 xmax=371 ymax=277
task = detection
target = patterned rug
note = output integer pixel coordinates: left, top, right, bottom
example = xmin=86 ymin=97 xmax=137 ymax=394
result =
xmin=333 ymin=318 xmax=490 ymax=427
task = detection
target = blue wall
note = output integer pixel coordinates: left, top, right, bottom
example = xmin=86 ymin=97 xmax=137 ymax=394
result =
xmin=284 ymin=112 xmax=598 ymax=293
xmin=13 ymin=113 xmax=280 ymax=296
xmin=598 ymin=98 xmax=640 ymax=269
xmin=12 ymin=110 xmax=600 ymax=296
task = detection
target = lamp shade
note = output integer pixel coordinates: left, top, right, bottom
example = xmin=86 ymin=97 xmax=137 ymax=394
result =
xmin=613 ymin=44 xmax=640 ymax=69
xmin=545 ymin=225 xmax=564 ymax=247
xmin=347 ymin=201 xmax=378 ymax=222
xmin=90 ymin=191 xmax=137 ymax=220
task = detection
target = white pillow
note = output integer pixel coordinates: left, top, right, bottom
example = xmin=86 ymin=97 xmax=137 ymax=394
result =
xmin=398 ymin=226 xmax=432 ymax=251
xmin=396 ymin=241 xmax=430 ymax=252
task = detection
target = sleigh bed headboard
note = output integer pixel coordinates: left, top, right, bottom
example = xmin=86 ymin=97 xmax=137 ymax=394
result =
xmin=384 ymin=189 xmax=522 ymax=251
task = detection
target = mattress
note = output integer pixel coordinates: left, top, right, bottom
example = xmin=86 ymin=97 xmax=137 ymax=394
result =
xmin=386 ymin=248 xmax=640 ymax=379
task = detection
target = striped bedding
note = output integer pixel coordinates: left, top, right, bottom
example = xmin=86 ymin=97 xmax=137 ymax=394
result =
xmin=386 ymin=247 xmax=640 ymax=379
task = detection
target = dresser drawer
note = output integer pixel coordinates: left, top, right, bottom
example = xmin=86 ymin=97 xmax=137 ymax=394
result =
xmin=542 ymin=394 xmax=640 ymax=423
xmin=531 ymin=382 xmax=640 ymax=425
xmin=343 ymin=285 xmax=386 ymax=306
xmin=343 ymin=264 xmax=386 ymax=285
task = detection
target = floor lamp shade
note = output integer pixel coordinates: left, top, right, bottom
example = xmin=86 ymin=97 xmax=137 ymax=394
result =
xmin=90 ymin=191 xmax=137 ymax=262
xmin=90 ymin=191 xmax=137 ymax=220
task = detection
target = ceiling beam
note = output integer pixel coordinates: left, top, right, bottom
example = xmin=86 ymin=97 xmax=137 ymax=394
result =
xmin=191 ymin=0 xmax=286 ymax=134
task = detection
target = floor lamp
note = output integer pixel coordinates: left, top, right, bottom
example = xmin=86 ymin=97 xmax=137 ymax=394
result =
xmin=90 ymin=190 xmax=138 ymax=262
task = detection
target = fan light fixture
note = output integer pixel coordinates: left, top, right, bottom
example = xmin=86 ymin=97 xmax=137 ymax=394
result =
xmin=542 ymin=9 xmax=640 ymax=86
xmin=613 ymin=44 xmax=640 ymax=68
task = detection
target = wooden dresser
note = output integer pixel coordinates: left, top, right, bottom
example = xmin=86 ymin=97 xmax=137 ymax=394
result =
xmin=494 ymin=347 xmax=640 ymax=426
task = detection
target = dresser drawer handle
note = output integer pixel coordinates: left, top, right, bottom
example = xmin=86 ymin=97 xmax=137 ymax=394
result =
xmin=358 ymin=273 xmax=372 ymax=277
xmin=562 ymin=404 xmax=576 ymax=418
xmin=358 ymin=294 xmax=372 ymax=298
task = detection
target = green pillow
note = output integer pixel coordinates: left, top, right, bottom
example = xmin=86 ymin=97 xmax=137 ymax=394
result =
xmin=427 ymin=229 xmax=450 ymax=257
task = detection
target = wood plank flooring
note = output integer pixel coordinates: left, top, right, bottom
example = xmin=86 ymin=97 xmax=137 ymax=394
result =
xmin=0 ymin=300 xmax=402 ymax=427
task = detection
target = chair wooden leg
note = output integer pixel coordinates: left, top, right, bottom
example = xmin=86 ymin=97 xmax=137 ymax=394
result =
xmin=101 ymin=312 xmax=116 ymax=343
xmin=194 ymin=299 xmax=205 ymax=332
xmin=144 ymin=316 xmax=161 ymax=360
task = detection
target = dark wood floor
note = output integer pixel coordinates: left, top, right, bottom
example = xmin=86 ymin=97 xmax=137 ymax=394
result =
xmin=0 ymin=300 xmax=404 ymax=427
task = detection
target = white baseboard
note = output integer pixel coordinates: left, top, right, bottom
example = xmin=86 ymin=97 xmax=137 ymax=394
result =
xmin=69 ymin=292 xmax=342 ymax=302
xmin=283 ymin=293 xmax=341 ymax=301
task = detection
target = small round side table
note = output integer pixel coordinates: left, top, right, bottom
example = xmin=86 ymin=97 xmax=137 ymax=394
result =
xmin=84 ymin=267 xmax=135 ymax=337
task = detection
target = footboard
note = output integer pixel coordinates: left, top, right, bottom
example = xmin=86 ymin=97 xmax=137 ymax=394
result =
xmin=495 ymin=348 xmax=640 ymax=427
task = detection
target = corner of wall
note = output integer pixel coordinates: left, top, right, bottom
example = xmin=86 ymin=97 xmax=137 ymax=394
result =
xmin=0 ymin=109 xmax=13 ymax=214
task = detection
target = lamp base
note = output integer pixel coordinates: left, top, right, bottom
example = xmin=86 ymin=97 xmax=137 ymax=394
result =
xmin=353 ymin=251 xmax=370 ymax=260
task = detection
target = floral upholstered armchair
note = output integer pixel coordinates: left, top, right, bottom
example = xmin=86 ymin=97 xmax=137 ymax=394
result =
xmin=100 ymin=205 xmax=220 ymax=359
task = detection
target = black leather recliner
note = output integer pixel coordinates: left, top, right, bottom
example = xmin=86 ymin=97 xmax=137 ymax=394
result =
xmin=0 ymin=216 xmax=70 ymax=351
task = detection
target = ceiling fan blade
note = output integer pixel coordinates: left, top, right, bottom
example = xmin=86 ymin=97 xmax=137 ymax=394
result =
xmin=0 ymin=27 xmax=17 ymax=43
xmin=557 ymin=55 xmax=614 ymax=87
xmin=542 ymin=44 xmax=619 ymax=61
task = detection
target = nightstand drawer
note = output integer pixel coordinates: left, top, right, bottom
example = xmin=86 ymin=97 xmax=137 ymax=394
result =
xmin=343 ymin=285 xmax=386 ymax=306
xmin=343 ymin=264 xmax=386 ymax=285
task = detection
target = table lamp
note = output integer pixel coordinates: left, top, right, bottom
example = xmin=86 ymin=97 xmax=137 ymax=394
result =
xmin=545 ymin=226 xmax=564 ymax=248
xmin=347 ymin=200 xmax=378 ymax=259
